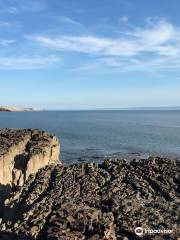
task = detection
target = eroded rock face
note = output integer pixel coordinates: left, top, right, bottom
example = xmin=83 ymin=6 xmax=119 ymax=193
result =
xmin=0 ymin=129 xmax=61 ymax=187
xmin=1 ymin=156 xmax=179 ymax=240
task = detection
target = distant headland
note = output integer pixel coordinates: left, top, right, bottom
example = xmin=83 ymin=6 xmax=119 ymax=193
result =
xmin=0 ymin=106 xmax=39 ymax=112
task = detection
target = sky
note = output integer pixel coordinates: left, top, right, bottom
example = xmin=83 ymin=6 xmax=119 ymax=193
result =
xmin=0 ymin=0 xmax=180 ymax=109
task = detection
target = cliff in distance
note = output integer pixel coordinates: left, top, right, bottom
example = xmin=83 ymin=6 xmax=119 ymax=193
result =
xmin=0 ymin=107 xmax=38 ymax=112
xmin=0 ymin=129 xmax=179 ymax=240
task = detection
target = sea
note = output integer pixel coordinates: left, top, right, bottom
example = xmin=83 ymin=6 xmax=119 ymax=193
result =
xmin=0 ymin=110 xmax=180 ymax=164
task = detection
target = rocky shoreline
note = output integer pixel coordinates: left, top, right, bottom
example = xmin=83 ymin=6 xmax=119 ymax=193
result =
xmin=0 ymin=129 xmax=179 ymax=239
xmin=0 ymin=107 xmax=37 ymax=112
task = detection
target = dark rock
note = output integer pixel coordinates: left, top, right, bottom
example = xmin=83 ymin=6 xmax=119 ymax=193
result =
xmin=0 ymin=129 xmax=179 ymax=239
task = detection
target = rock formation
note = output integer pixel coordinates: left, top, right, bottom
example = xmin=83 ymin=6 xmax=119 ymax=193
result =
xmin=0 ymin=107 xmax=38 ymax=112
xmin=0 ymin=129 xmax=60 ymax=187
xmin=0 ymin=108 xmax=11 ymax=112
xmin=0 ymin=129 xmax=179 ymax=239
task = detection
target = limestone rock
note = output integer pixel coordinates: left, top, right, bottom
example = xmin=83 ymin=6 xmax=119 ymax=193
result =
xmin=0 ymin=129 xmax=61 ymax=186
xmin=0 ymin=129 xmax=179 ymax=239
xmin=0 ymin=157 xmax=179 ymax=239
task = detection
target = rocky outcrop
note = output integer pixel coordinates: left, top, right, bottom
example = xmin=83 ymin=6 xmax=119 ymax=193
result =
xmin=0 ymin=107 xmax=37 ymax=112
xmin=0 ymin=108 xmax=11 ymax=112
xmin=0 ymin=155 xmax=179 ymax=239
xmin=0 ymin=129 xmax=60 ymax=187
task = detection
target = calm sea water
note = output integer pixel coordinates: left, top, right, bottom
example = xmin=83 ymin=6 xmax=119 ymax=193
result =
xmin=0 ymin=110 xmax=180 ymax=164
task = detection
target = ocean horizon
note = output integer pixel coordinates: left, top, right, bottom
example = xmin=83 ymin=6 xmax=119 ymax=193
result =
xmin=1 ymin=110 xmax=180 ymax=164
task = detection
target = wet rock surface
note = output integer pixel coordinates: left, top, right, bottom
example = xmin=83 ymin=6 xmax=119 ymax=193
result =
xmin=0 ymin=130 xmax=179 ymax=239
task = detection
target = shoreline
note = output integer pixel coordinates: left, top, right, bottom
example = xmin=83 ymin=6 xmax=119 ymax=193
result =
xmin=0 ymin=129 xmax=179 ymax=239
xmin=61 ymin=151 xmax=180 ymax=166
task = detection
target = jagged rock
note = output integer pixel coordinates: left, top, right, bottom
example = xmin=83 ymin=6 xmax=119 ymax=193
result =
xmin=0 ymin=129 xmax=61 ymax=186
xmin=0 ymin=157 xmax=179 ymax=239
xmin=0 ymin=130 xmax=179 ymax=239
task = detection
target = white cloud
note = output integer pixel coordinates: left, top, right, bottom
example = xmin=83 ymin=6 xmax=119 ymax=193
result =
xmin=0 ymin=20 xmax=21 ymax=30
xmin=27 ymin=19 xmax=180 ymax=72
xmin=57 ymin=16 xmax=82 ymax=27
xmin=75 ymin=54 xmax=180 ymax=73
xmin=29 ymin=35 xmax=117 ymax=54
xmin=0 ymin=55 xmax=61 ymax=69
xmin=101 ymin=56 xmax=180 ymax=72
xmin=1 ymin=18 xmax=179 ymax=72
xmin=28 ymin=35 xmax=142 ymax=57
xmin=28 ymin=20 xmax=180 ymax=58
xmin=129 ymin=20 xmax=175 ymax=45
xmin=119 ymin=16 xmax=129 ymax=23
xmin=0 ymin=21 xmax=11 ymax=27
xmin=0 ymin=0 xmax=47 ymax=14
xmin=0 ymin=39 xmax=16 ymax=47
xmin=20 ymin=0 xmax=47 ymax=12
xmin=0 ymin=7 xmax=18 ymax=14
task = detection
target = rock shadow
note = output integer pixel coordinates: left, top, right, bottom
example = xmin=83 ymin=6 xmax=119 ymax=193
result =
xmin=0 ymin=184 xmax=11 ymax=218
xmin=0 ymin=231 xmax=34 ymax=240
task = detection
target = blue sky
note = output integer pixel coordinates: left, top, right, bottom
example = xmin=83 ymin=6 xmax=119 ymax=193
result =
xmin=0 ymin=0 xmax=180 ymax=109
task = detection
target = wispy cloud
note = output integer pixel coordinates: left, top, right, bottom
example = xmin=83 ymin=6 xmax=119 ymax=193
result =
xmin=0 ymin=20 xmax=21 ymax=31
xmin=0 ymin=7 xmax=18 ymax=14
xmin=99 ymin=55 xmax=180 ymax=72
xmin=19 ymin=0 xmax=48 ymax=12
xmin=56 ymin=16 xmax=83 ymax=27
xmin=0 ymin=39 xmax=16 ymax=47
xmin=1 ymin=17 xmax=180 ymax=72
xmin=27 ymin=19 xmax=180 ymax=72
xmin=0 ymin=55 xmax=61 ymax=69
xmin=0 ymin=21 xmax=11 ymax=27
xmin=28 ymin=20 xmax=180 ymax=57
xmin=118 ymin=16 xmax=129 ymax=24
xmin=0 ymin=0 xmax=47 ymax=14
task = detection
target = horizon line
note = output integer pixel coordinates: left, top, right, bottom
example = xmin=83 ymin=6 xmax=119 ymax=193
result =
xmin=43 ymin=106 xmax=180 ymax=111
